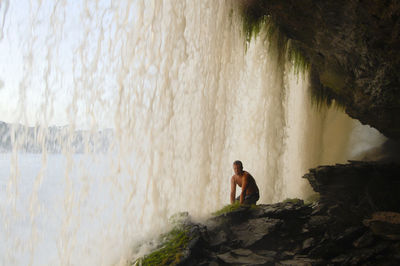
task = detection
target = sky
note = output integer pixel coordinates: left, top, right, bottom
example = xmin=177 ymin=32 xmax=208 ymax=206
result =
xmin=0 ymin=0 xmax=125 ymax=129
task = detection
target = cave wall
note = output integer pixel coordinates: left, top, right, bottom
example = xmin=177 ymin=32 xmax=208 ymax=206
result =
xmin=241 ymin=0 xmax=400 ymax=139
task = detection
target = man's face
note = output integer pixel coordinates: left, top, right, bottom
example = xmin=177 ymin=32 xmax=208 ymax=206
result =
xmin=233 ymin=164 xmax=242 ymax=175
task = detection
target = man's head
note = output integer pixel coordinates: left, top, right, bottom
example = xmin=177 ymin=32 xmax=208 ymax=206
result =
xmin=233 ymin=160 xmax=243 ymax=175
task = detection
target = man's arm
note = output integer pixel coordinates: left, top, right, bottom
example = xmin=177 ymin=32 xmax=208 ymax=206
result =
xmin=230 ymin=176 xmax=236 ymax=204
xmin=240 ymin=173 xmax=249 ymax=204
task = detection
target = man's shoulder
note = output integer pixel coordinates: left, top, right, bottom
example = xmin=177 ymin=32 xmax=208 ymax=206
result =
xmin=243 ymin=171 xmax=253 ymax=179
xmin=231 ymin=175 xmax=237 ymax=182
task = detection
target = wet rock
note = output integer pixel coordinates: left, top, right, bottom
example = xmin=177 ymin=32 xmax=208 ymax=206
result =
xmin=280 ymin=251 xmax=295 ymax=259
xmin=302 ymin=238 xmax=315 ymax=252
xmin=335 ymin=226 xmax=366 ymax=245
xmin=231 ymin=217 xmax=282 ymax=247
xmin=303 ymin=162 xmax=400 ymax=221
xmin=209 ymin=230 xmax=228 ymax=247
xmin=249 ymin=204 xmax=283 ymax=218
xmin=305 ymin=216 xmax=331 ymax=231
xmin=250 ymin=201 xmax=311 ymax=220
xmin=276 ymin=258 xmax=320 ymax=266
xmin=308 ymin=241 xmax=344 ymax=259
xmin=346 ymin=242 xmax=391 ymax=265
xmin=353 ymin=231 xmax=375 ymax=248
xmin=331 ymin=254 xmax=348 ymax=264
xmin=364 ymin=212 xmax=400 ymax=240
xmin=217 ymin=248 xmax=274 ymax=265
xmin=254 ymin=249 xmax=277 ymax=257
xmin=346 ymin=249 xmax=377 ymax=265
xmin=179 ymin=224 xmax=210 ymax=265
xmin=310 ymin=202 xmax=327 ymax=216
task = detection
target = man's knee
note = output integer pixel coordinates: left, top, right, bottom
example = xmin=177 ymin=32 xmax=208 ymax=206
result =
xmin=244 ymin=193 xmax=259 ymax=205
xmin=243 ymin=198 xmax=257 ymax=205
xmin=235 ymin=193 xmax=260 ymax=205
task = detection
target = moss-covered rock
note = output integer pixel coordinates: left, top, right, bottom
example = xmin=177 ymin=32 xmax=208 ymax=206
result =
xmin=303 ymin=161 xmax=400 ymax=223
xmin=132 ymin=212 xmax=207 ymax=266
xmin=282 ymin=198 xmax=304 ymax=205
xmin=133 ymin=213 xmax=196 ymax=266
xmin=212 ymin=201 xmax=259 ymax=217
xmin=212 ymin=202 xmax=243 ymax=216
xmin=133 ymin=226 xmax=190 ymax=266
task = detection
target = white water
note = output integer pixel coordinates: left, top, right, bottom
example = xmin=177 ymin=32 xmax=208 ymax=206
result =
xmin=0 ymin=0 xmax=386 ymax=265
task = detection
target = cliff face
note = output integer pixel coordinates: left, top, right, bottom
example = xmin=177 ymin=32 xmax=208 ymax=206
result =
xmin=0 ymin=121 xmax=113 ymax=153
xmin=241 ymin=0 xmax=400 ymax=139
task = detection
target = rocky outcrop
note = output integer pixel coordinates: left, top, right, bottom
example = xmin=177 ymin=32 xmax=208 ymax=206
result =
xmin=170 ymin=162 xmax=400 ymax=265
xmin=364 ymin=212 xmax=400 ymax=241
xmin=303 ymin=161 xmax=400 ymax=222
xmin=240 ymin=0 xmax=400 ymax=139
xmin=179 ymin=202 xmax=400 ymax=265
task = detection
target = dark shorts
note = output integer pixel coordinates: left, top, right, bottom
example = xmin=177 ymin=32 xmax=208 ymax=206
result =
xmin=235 ymin=192 xmax=260 ymax=205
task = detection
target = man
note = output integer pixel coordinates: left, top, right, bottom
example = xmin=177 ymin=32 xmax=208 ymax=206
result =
xmin=230 ymin=160 xmax=260 ymax=205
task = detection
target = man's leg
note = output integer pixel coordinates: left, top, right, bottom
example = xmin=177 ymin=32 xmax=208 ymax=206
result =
xmin=243 ymin=193 xmax=259 ymax=205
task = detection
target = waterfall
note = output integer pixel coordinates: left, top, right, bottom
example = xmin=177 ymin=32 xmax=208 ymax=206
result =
xmin=0 ymin=0 xmax=386 ymax=265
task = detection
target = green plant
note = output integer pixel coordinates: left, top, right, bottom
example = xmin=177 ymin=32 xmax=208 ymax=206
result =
xmin=287 ymin=43 xmax=310 ymax=75
xmin=212 ymin=202 xmax=258 ymax=216
xmin=239 ymin=3 xmax=348 ymax=110
xmin=282 ymin=198 xmax=304 ymax=204
xmin=240 ymin=5 xmax=309 ymax=73
xmin=212 ymin=202 xmax=242 ymax=216
xmin=242 ymin=11 xmax=269 ymax=45
xmin=133 ymin=227 xmax=190 ymax=266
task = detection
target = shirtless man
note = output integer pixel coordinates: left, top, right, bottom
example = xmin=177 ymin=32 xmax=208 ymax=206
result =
xmin=230 ymin=160 xmax=260 ymax=205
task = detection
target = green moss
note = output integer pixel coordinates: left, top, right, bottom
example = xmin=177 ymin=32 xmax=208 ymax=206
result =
xmin=212 ymin=202 xmax=242 ymax=216
xmin=287 ymin=43 xmax=310 ymax=75
xmin=134 ymin=227 xmax=190 ymax=266
xmin=212 ymin=202 xmax=258 ymax=216
xmin=240 ymin=4 xmax=308 ymax=73
xmin=242 ymin=11 xmax=269 ymax=45
xmin=239 ymin=2 xmax=349 ymax=111
xmin=282 ymin=198 xmax=304 ymax=204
